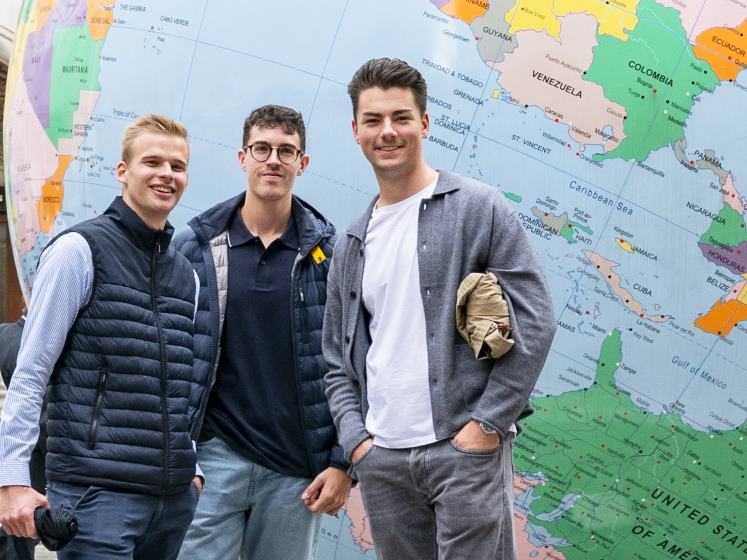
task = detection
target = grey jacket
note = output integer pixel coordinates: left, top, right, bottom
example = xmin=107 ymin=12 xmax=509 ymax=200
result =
xmin=323 ymin=170 xmax=556 ymax=461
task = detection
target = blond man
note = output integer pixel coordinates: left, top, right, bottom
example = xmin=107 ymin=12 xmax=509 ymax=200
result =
xmin=0 ymin=115 xmax=203 ymax=559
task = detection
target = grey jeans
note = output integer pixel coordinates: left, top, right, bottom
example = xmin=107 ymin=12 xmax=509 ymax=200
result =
xmin=353 ymin=436 xmax=516 ymax=560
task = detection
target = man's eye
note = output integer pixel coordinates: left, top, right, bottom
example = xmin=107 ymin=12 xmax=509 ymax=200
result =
xmin=279 ymin=147 xmax=297 ymax=158
xmin=253 ymin=145 xmax=271 ymax=155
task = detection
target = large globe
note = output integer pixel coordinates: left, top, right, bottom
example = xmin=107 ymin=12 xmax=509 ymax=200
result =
xmin=4 ymin=1 xmax=746 ymax=558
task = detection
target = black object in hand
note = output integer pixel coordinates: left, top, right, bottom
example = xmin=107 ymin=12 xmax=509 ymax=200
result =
xmin=33 ymin=505 xmax=78 ymax=551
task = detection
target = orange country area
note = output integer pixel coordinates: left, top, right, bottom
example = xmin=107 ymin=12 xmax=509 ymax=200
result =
xmin=694 ymin=298 xmax=747 ymax=336
xmin=37 ymin=156 xmax=73 ymax=234
xmin=440 ymin=0 xmax=489 ymax=24
xmin=33 ymin=0 xmax=56 ymax=31
xmin=87 ymin=0 xmax=116 ymax=40
xmin=693 ymin=19 xmax=747 ymax=81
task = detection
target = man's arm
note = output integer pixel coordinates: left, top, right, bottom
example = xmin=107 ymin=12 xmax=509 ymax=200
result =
xmin=472 ymin=205 xmax=557 ymax=438
xmin=322 ymin=248 xmax=371 ymax=463
xmin=0 ymin=233 xmax=93 ymax=536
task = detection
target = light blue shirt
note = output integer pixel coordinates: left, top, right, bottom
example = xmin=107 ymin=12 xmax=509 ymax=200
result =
xmin=0 ymin=232 xmax=201 ymax=487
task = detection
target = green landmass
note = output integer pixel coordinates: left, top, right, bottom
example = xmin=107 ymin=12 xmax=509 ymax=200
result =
xmin=570 ymin=221 xmax=593 ymax=236
xmin=514 ymin=330 xmax=746 ymax=559
xmin=21 ymin=0 xmax=33 ymax=23
xmin=699 ymin=204 xmax=747 ymax=247
xmin=561 ymin=222 xmax=593 ymax=244
xmin=46 ymin=24 xmax=104 ymax=147
xmin=560 ymin=223 xmax=577 ymax=244
xmin=584 ymin=0 xmax=719 ymax=162
xmin=504 ymin=191 xmax=522 ymax=203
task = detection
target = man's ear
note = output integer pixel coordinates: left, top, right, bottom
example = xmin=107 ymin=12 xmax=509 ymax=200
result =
xmin=237 ymin=148 xmax=247 ymax=171
xmin=421 ymin=111 xmax=430 ymax=139
xmin=115 ymin=161 xmax=127 ymax=185
xmin=352 ymin=118 xmax=360 ymax=145
xmin=297 ymin=154 xmax=311 ymax=176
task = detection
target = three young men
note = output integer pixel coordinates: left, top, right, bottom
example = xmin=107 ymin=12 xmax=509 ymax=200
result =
xmin=0 ymin=115 xmax=202 ymax=559
xmin=323 ymin=58 xmax=556 ymax=558
xmin=0 ymin=59 xmax=555 ymax=559
xmin=174 ymin=105 xmax=351 ymax=560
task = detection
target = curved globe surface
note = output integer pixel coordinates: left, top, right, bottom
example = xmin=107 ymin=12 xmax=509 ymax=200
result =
xmin=4 ymin=1 xmax=747 ymax=558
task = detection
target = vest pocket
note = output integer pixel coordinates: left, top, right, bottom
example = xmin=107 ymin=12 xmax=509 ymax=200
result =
xmin=88 ymin=368 xmax=108 ymax=449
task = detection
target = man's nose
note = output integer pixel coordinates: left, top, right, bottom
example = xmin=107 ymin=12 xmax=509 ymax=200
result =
xmin=381 ymin=118 xmax=396 ymax=137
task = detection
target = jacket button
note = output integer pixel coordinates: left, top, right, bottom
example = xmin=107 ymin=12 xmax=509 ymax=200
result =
xmin=350 ymin=291 xmax=357 ymax=299
xmin=345 ymin=335 xmax=351 ymax=343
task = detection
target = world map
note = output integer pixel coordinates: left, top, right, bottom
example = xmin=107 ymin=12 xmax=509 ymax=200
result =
xmin=3 ymin=0 xmax=746 ymax=558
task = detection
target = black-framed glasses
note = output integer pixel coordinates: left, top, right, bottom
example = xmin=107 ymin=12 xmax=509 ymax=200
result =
xmin=243 ymin=143 xmax=303 ymax=164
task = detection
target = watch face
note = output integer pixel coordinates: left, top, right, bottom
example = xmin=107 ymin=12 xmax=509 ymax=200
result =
xmin=479 ymin=422 xmax=496 ymax=434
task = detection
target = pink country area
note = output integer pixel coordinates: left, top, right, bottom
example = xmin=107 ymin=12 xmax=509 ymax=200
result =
xmin=657 ymin=0 xmax=747 ymax=40
xmin=514 ymin=474 xmax=544 ymax=495
xmin=723 ymin=175 xmax=747 ymax=214
xmin=345 ymin=486 xmax=375 ymax=551
xmin=514 ymin=510 xmax=567 ymax=560
xmin=494 ymin=13 xmax=626 ymax=151
xmin=7 ymin=79 xmax=59 ymax=252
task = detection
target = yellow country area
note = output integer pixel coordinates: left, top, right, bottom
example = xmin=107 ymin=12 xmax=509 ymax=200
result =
xmin=3 ymin=17 xmax=35 ymax=125
xmin=36 ymin=155 xmax=73 ymax=234
xmin=738 ymin=279 xmax=747 ymax=304
xmin=505 ymin=0 xmax=560 ymax=38
xmin=555 ymin=0 xmax=639 ymax=40
xmin=440 ymin=0 xmax=489 ymax=24
xmin=33 ymin=0 xmax=56 ymax=31
xmin=616 ymin=238 xmax=634 ymax=252
xmin=693 ymin=19 xmax=747 ymax=81
xmin=87 ymin=0 xmax=116 ymax=40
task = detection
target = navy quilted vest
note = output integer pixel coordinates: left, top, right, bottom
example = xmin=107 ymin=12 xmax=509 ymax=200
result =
xmin=45 ymin=197 xmax=196 ymax=495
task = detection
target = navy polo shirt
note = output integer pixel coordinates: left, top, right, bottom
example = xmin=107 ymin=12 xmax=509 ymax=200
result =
xmin=202 ymin=204 xmax=310 ymax=477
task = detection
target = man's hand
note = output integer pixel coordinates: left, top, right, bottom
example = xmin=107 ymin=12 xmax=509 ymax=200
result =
xmin=192 ymin=476 xmax=203 ymax=494
xmin=452 ymin=420 xmax=500 ymax=451
xmin=350 ymin=437 xmax=374 ymax=464
xmin=0 ymin=486 xmax=48 ymax=538
xmin=301 ymin=467 xmax=352 ymax=515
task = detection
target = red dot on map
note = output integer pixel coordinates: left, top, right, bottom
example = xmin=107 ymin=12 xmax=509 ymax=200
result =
xmin=555 ymin=118 xmax=559 ymax=122
xmin=639 ymin=314 xmax=644 ymax=317
xmin=576 ymin=152 xmax=580 ymax=156
xmin=475 ymin=36 xmax=480 ymax=40
xmin=544 ymin=212 xmax=548 ymax=216
xmin=652 ymin=88 xmax=657 ymax=93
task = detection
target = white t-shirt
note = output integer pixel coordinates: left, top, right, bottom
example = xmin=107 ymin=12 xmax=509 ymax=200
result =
xmin=362 ymin=179 xmax=438 ymax=448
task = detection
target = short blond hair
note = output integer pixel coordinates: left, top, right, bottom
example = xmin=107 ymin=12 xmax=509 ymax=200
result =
xmin=121 ymin=114 xmax=189 ymax=162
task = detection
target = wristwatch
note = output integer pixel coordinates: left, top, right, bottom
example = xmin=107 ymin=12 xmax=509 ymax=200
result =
xmin=478 ymin=421 xmax=497 ymax=435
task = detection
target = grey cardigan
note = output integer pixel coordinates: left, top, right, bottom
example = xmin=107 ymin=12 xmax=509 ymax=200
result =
xmin=323 ymin=170 xmax=556 ymax=460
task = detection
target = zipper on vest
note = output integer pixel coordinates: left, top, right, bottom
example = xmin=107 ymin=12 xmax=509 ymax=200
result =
xmin=88 ymin=368 xmax=108 ymax=449
xmin=152 ymin=232 xmax=171 ymax=493
xmin=298 ymin=286 xmax=310 ymax=344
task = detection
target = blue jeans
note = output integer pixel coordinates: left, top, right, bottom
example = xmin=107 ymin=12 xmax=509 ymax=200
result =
xmin=46 ymin=481 xmax=199 ymax=559
xmin=178 ymin=437 xmax=320 ymax=560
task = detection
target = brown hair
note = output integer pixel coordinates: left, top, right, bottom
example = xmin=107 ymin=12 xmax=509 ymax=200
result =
xmin=347 ymin=58 xmax=427 ymax=118
xmin=242 ymin=105 xmax=306 ymax=152
xmin=121 ymin=114 xmax=189 ymax=162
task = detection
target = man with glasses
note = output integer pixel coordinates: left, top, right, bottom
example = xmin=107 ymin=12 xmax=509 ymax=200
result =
xmin=175 ymin=105 xmax=351 ymax=560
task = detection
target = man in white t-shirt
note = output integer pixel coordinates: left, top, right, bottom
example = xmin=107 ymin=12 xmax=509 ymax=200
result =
xmin=323 ymin=58 xmax=557 ymax=559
